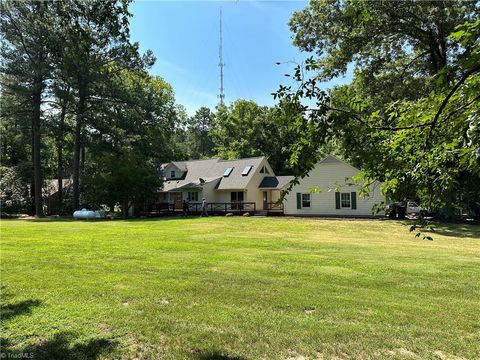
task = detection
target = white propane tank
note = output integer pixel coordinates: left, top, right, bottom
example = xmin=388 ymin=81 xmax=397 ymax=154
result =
xmin=73 ymin=208 xmax=96 ymax=219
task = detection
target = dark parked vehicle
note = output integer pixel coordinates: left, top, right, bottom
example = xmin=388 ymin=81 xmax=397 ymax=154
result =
xmin=385 ymin=202 xmax=407 ymax=219
xmin=385 ymin=201 xmax=427 ymax=219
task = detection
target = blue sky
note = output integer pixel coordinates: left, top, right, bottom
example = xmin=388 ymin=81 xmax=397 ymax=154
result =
xmin=129 ymin=1 xmax=351 ymax=115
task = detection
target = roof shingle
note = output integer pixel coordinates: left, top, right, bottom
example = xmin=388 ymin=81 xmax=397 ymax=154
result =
xmin=161 ymin=156 xmax=266 ymax=192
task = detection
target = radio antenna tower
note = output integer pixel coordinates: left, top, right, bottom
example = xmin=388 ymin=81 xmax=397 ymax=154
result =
xmin=218 ymin=7 xmax=225 ymax=105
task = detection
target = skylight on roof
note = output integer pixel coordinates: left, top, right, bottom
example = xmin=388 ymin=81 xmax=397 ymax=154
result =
xmin=223 ymin=167 xmax=234 ymax=177
xmin=242 ymin=165 xmax=253 ymax=176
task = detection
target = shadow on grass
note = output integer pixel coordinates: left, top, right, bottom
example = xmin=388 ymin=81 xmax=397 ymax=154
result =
xmin=1 ymin=295 xmax=116 ymax=359
xmin=433 ymin=224 xmax=480 ymax=239
xmin=16 ymin=215 xmax=207 ymax=223
xmin=400 ymin=220 xmax=480 ymax=239
xmin=192 ymin=350 xmax=246 ymax=360
xmin=1 ymin=299 xmax=42 ymax=322
xmin=0 ymin=332 xmax=117 ymax=360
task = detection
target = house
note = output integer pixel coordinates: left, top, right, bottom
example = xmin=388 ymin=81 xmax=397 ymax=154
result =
xmin=157 ymin=156 xmax=292 ymax=214
xmin=153 ymin=155 xmax=384 ymax=217
xmin=282 ymin=155 xmax=385 ymax=217
xmin=43 ymin=178 xmax=73 ymax=215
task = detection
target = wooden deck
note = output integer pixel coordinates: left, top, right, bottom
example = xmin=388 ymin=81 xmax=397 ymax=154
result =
xmin=140 ymin=202 xmax=258 ymax=216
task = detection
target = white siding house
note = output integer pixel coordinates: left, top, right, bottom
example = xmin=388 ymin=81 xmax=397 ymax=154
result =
xmin=283 ymin=156 xmax=385 ymax=217
xmin=155 ymin=155 xmax=384 ymax=217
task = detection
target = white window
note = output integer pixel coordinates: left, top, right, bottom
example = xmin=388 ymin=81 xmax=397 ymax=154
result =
xmin=302 ymin=193 xmax=311 ymax=208
xmin=341 ymin=193 xmax=351 ymax=208
xmin=170 ymin=170 xmax=175 ymax=178
xmin=223 ymin=167 xmax=234 ymax=177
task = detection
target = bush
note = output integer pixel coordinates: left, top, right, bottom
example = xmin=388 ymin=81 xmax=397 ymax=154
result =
xmin=0 ymin=166 xmax=30 ymax=214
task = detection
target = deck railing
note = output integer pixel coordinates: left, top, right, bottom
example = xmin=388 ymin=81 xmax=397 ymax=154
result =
xmin=142 ymin=201 xmax=257 ymax=216
xmin=187 ymin=202 xmax=256 ymax=214
xmin=266 ymin=202 xmax=284 ymax=211
xmin=143 ymin=202 xmax=175 ymax=214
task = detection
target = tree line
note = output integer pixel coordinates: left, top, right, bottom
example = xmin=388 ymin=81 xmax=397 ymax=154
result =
xmin=0 ymin=0 xmax=309 ymax=217
xmin=2 ymin=0 xmax=479 ymax=220
xmin=276 ymin=0 xmax=480 ymax=220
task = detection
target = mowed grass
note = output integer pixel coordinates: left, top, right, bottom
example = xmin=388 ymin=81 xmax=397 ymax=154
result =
xmin=1 ymin=218 xmax=479 ymax=360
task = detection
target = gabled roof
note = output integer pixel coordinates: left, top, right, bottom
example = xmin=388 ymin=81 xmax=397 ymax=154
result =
xmin=258 ymin=176 xmax=294 ymax=189
xmin=318 ymin=155 xmax=341 ymax=164
xmin=171 ymin=161 xmax=187 ymax=172
xmin=318 ymin=155 xmax=361 ymax=172
xmin=43 ymin=178 xmax=73 ymax=196
xmin=161 ymin=156 xmax=267 ymax=192
xmin=216 ymin=157 xmax=265 ymax=190
xmin=162 ymin=161 xmax=188 ymax=173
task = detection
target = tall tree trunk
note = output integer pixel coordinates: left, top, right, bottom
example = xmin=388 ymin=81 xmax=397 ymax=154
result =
xmin=81 ymin=144 xmax=85 ymax=170
xmin=32 ymin=77 xmax=44 ymax=217
xmin=30 ymin=125 xmax=35 ymax=216
xmin=122 ymin=199 xmax=131 ymax=219
xmin=427 ymin=4 xmax=448 ymax=76
xmin=57 ymin=102 xmax=67 ymax=215
xmin=73 ymin=83 xmax=86 ymax=211
xmin=57 ymin=143 xmax=63 ymax=214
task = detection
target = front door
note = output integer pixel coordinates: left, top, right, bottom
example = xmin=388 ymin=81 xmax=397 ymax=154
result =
xmin=169 ymin=192 xmax=182 ymax=209
xmin=263 ymin=191 xmax=268 ymax=210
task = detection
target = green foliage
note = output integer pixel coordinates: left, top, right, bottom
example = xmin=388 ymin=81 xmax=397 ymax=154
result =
xmin=0 ymin=166 xmax=30 ymax=214
xmin=278 ymin=2 xmax=480 ymax=220
xmin=212 ymin=100 xmax=267 ymax=159
xmin=184 ymin=107 xmax=216 ymax=159
xmin=0 ymin=0 xmax=182 ymax=215
xmin=290 ymin=0 xmax=478 ymax=79
xmin=82 ymin=152 xmax=161 ymax=217
xmin=211 ymin=100 xmax=306 ymax=175
xmin=0 ymin=1 xmax=60 ymax=216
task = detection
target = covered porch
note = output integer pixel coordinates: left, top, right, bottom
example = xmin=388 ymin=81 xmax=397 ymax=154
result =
xmin=258 ymin=176 xmax=294 ymax=215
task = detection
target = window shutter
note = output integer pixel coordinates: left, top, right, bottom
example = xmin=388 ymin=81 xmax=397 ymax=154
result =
xmin=351 ymin=192 xmax=357 ymax=209
xmin=296 ymin=193 xmax=301 ymax=209
xmin=335 ymin=192 xmax=340 ymax=209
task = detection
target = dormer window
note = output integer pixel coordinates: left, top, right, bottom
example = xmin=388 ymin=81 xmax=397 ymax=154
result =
xmin=170 ymin=170 xmax=175 ymax=178
xmin=260 ymin=165 xmax=270 ymax=174
xmin=242 ymin=165 xmax=253 ymax=176
xmin=224 ymin=167 xmax=234 ymax=177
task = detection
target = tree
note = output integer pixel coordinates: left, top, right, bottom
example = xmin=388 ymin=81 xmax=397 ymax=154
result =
xmin=1 ymin=1 xmax=58 ymax=216
xmin=210 ymin=100 xmax=316 ymax=175
xmin=48 ymin=77 xmax=74 ymax=214
xmin=185 ymin=107 xmax=215 ymax=159
xmin=0 ymin=165 xmax=30 ymax=214
xmin=82 ymin=152 xmax=161 ymax=219
xmin=276 ymin=1 xmax=480 ymax=218
xmin=290 ymin=1 xmax=478 ymax=79
xmin=52 ymin=0 xmax=152 ymax=211
xmin=212 ymin=100 xmax=265 ymax=160
xmin=81 ymin=69 xmax=178 ymax=215
xmin=1 ymin=0 xmax=183 ymax=217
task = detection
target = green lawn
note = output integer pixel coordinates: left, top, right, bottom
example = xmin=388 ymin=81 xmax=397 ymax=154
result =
xmin=1 ymin=218 xmax=479 ymax=360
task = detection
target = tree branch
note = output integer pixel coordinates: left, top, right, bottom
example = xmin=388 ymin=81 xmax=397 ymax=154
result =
xmin=324 ymin=106 xmax=432 ymax=131
xmin=400 ymin=51 xmax=429 ymax=81
xmin=4 ymin=10 xmax=36 ymax=66
xmin=426 ymin=63 xmax=480 ymax=147
xmin=325 ymin=63 xmax=480 ymax=135
xmin=442 ymin=94 xmax=480 ymax=124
